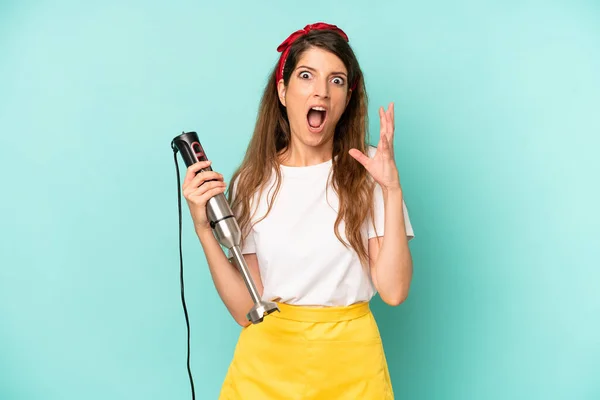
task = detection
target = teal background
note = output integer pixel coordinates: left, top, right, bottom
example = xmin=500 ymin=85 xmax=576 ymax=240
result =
xmin=1 ymin=0 xmax=599 ymax=399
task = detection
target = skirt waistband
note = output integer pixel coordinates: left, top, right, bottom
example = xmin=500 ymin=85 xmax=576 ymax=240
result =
xmin=270 ymin=301 xmax=370 ymax=322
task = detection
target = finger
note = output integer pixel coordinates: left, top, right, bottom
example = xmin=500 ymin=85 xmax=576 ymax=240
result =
xmin=183 ymin=161 xmax=212 ymax=185
xmin=348 ymin=148 xmax=371 ymax=168
xmin=192 ymin=178 xmax=226 ymax=195
xmin=386 ymin=103 xmax=393 ymax=132
xmin=390 ymin=102 xmax=395 ymax=132
xmin=197 ymin=183 xmax=227 ymax=205
xmin=386 ymin=103 xmax=395 ymax=148
xmin=379 ymin=107 xmax=389 ymax=152
xmin=379 ymin=107 xmax=387 ymax=140
xmin=385 ymin=102 xmax=393 ymax=133
xmin=381 ymin=135 xmax=393 ymax=158
xmin=188 ymin=170 xmax=223 ymax=188
xmin=186 ymin=180 xmax=226 ymax=200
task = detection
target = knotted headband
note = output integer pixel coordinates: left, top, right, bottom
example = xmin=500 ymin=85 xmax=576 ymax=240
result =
xmin=275 ymin=22 xmax=356 ymax=90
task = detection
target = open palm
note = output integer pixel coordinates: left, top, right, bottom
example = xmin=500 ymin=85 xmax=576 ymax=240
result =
xmin=349 ymin=102 xmax=401 ymax=190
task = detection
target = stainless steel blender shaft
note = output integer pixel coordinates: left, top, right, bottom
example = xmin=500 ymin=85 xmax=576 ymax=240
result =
xmin=207 ymin=193 xmax=279 ymax=323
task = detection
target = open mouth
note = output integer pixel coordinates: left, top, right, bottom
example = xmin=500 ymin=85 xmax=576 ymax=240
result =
xmin=307 ymin=106 xmax=327 ymax=132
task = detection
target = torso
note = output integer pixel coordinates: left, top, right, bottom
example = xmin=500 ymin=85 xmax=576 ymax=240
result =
xmin=244 ymin=156 xmax=376 ymax=307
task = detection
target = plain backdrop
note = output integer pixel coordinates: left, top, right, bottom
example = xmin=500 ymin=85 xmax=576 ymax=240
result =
xmin=1 ymin=0 xmax=599 ymax=399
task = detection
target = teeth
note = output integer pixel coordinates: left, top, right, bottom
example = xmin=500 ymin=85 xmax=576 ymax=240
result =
xmin=311 ymin=106 xmax=326 ymax=111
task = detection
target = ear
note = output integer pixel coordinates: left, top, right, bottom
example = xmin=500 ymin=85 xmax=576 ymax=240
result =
xmin=345 ymin=89 xmax=352 ymax=107
xmin=277 ymin=79 xmax=287 ymax=107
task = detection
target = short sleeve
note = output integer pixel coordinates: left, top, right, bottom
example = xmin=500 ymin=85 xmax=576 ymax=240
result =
xmin=226 ymin=176 xmax=257 ymax=260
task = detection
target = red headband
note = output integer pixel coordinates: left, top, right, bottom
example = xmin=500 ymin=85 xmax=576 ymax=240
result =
xmin=276 ymin=22 xmax=356 ymax=90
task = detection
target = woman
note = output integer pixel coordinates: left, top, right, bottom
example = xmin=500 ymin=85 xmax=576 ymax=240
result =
xmin=182 ymin=22 xmax=414 ymax=399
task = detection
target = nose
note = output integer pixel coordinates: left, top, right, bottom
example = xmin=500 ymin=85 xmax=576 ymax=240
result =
xmin=313 ymin=76 xmax=329 ymax=98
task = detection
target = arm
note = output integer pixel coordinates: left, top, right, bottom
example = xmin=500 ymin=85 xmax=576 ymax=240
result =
xmin=368 ymin=187 xmax=413 ymax=306
xmin=181 ymin=160 xmax=263 ymax=327
xmin=197 ymin=227 xmax=263 ymax=327
xmin=349 ymin=102 xmax=413 ymax=306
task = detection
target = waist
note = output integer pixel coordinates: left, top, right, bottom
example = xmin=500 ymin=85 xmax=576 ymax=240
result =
xmin=271 ymin=301 xmax=371 ymax=323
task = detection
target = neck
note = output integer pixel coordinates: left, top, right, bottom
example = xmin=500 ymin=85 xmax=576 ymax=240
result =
xmin=279 ymin=137 xmax=333 ymax=167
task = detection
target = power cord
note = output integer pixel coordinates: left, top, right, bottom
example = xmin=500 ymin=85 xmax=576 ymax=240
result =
xmin=172 ymin=147 xmax=196 ymax=400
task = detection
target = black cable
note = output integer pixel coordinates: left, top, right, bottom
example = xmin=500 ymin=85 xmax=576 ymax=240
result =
xmin=173 ymin=149 xmax=196 ymax=400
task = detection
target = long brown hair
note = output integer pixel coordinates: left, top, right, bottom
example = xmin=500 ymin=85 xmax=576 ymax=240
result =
xmin=227 ymin=29 xmax=376 ymax=266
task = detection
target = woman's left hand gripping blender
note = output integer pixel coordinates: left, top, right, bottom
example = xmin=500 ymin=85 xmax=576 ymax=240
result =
xmin=171 ymin=131 xmax=279 ymax=324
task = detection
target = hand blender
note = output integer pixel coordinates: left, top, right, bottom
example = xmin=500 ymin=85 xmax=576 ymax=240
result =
xmin=171 ymin=131 xmax=279 ymax=324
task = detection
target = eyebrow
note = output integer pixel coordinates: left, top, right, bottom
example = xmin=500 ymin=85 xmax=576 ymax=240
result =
xmin=296 ymin=65 xmax=348 ymax=77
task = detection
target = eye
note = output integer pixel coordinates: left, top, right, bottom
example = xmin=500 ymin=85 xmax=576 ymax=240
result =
xmin=299 ymin=71 xmax=312 ymax=79
xmin=332 ymin=76 xmax=345 ymax=85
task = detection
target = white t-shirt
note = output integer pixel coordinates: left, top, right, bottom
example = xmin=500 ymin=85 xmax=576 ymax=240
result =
xmin=228 ymin=146 xmax=414 ymax=306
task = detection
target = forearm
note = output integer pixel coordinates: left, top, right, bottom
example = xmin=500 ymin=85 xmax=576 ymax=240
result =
xmin=374 ymin=187 xmax=413 ymax=305
xmin=196 ymin=228 xmax=255 ymax=326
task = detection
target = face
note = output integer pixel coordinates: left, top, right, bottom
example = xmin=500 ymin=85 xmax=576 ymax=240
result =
xmin=277 ymin=46 xmax=351 ymax=149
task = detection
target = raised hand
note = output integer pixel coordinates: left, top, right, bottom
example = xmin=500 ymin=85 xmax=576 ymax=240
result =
xmin=349 ymin=102 xmax=401 ymax=191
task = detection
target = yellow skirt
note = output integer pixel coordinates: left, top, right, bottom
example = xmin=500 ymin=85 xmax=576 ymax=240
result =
xmin=218 ymin=301 xmax=394 ymax=399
